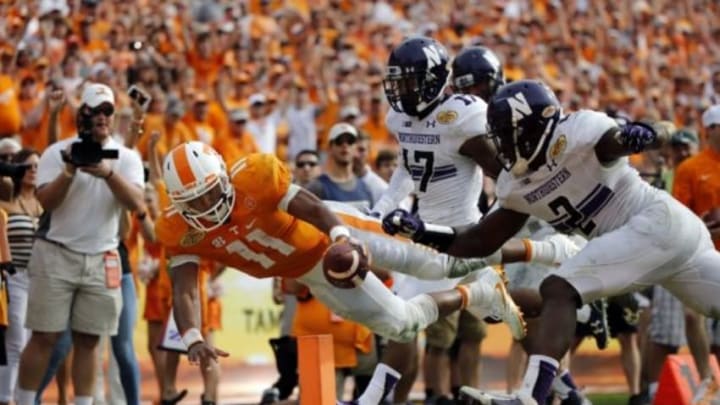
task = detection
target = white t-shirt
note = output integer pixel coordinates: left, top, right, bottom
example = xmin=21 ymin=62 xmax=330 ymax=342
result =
xmin=36 ymin=136 xmax=144 ymax=254
xmin=285 ymin=104 xmax=318 ymax=160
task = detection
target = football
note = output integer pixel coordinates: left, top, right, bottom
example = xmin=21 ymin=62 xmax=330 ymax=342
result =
xmin=322 ymin=241 xmax=370 ymax=289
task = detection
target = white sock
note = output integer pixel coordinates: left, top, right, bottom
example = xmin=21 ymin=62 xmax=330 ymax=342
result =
xmin=15 ymin=388 xmax=36 ymax=405
xmin=74 ymin=396 xmax=93 ymax=405
xmin=649 ymin=382 xmax=658 ymax=399
xmin=576 ymin=305 xmax=591 ymax=323
xmin=357 ymin=363 xmax=402 ymax=405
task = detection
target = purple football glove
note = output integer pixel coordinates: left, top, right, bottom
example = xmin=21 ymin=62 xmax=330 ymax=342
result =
xmin=620 ymin=122 xmax=657 ymax=153
xmin=381 ymin=209 xmax=425 ymax=239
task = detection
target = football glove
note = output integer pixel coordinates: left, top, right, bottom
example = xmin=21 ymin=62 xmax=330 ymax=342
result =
xmin=382 ymin=209 xmax=425 ymax=238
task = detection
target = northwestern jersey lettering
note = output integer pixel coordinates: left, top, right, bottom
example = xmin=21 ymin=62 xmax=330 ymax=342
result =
xmin=385 ymin=94 xmax=487 ymax=226
xmin=496 ymin=110 xmax=659 ymax=237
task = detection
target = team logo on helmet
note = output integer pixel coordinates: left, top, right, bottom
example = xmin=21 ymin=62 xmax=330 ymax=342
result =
xmin=549 ymin=134 xmax=567 ymax=161
xmin=180 ymin=228 xmax=207 ymax=247
xmin=542 ymin=105 xmax=559 ymax=118
xmin=436 ymin=110 xmax=458 ymax=124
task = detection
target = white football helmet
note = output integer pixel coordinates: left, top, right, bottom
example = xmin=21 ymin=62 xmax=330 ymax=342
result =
xmin=163 ymin=142 xmax=235 ymax=232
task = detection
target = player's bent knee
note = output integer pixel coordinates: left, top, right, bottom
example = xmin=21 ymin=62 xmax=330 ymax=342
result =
xmin=539 ymin=275 xmax=581 ymax=305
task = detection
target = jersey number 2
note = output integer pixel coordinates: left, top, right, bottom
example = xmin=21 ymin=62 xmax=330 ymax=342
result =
xmin=548 ymin=196 xmax=597 ymax=236
xmin=403 ymin=149 xmax=434 ymax=192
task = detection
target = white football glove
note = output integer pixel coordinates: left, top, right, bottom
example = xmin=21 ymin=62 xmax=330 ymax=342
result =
xmin=545 ymin=233 xmax=582 ymax=265
xmin=527 ymin=234 xmax=582 ymax=266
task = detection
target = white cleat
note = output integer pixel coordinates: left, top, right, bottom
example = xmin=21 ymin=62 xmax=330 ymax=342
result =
xmin=463 ymin=267 xmax=527 ymax=340
xmin=458 ymin=387 xmax=538 ymax=404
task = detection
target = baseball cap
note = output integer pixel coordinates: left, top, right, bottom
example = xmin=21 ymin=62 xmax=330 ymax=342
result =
xmin=249 ymin=93 xmax=266 ymax=106
xmin=702 ymin=105 xmax=720 ymax=128
xmin=229 ymin=108 xmax=249 ymax=122
xmin=39 ymin=0 xmax=69 ymax=18
xmin=328 ymin=123 xmax=358 ymax=143
xmin=81 ymin=83 xmax=114 ymax=108
xmin=340 ymin=105 xmax=361 ymax=120
xmin=671 ymin=129 xmax=699 ymax=146
xmin=166 ymin=95 xmax=185 ymax=117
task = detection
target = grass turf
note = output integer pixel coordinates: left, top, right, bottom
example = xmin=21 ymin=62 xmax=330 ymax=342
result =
xmin=587 ymin=393 xmax=629 ymax=405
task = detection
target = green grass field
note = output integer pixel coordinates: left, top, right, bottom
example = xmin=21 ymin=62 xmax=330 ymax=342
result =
xmin=587 ymin=393 xmax=629 ymax=405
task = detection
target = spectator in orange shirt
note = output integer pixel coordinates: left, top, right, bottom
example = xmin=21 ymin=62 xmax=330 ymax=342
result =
xmin=674 ymin=104 xmax=720 ymax=249
xmin=185 ymin=93 xmax=216 ymax=145
xmin=214 ymin=109 xmax=258 ymax=164
xmin=0 ymin=63 xmax=22 ymax=138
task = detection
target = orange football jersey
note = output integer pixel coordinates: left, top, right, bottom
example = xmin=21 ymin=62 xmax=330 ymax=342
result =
xmin=155 ymin=153 xmax=329 ymax=278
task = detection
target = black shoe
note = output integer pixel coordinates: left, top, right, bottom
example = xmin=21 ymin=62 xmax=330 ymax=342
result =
xmin=588 ymin=299 xmax=609 ymax=350
xmin=160 ymin=389 xmax=188 ymax=405
xmin=260 ymin=387 xmax=280 ymax=404
xmin=627 ymin=393 xmax=649 ymax=405
xmin=201 ymin=394 xmax=216 ymax=405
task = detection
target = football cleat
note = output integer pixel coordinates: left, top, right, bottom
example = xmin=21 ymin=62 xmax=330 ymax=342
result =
xmin=458 ymin=387 xmax=537 ymax=404
xmin=559 ymin=391 xmax=593 ymax=405
xmin=464 ymin=267 xmax=526 ymax=340
xmin=587 ymin=299 xmax=609 ymax=350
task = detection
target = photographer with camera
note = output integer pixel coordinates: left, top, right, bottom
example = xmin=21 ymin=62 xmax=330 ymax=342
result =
xmin=14 ymin=83 xmax=145 ymax=405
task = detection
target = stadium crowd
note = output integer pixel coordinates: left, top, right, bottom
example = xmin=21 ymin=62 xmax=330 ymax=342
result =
xmin=0 ymin=0 xmax=718 ymax=404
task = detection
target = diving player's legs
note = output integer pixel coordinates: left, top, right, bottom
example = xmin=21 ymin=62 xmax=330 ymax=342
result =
xmin=297 ymin=261 xmax=525 ymax=344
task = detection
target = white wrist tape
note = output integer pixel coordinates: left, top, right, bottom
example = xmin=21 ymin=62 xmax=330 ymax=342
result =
xmin=181 ymin=328 xmax=204 ymax=349
xmin=329 ymin=226 xmax=351 ymax=242
xmin=527 ymin=240 xmax=554 ymax=264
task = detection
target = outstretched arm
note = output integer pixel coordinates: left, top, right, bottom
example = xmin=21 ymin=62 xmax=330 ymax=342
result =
xmin=445 ymin=208 xmax=529 ymax=257
xmin=284 ymin=185 xmax=345 ymax=236
xmin=171 ymin=259 xmax=229 ymax=367
xmin=594 ymin=121 xmax=672 ymax=164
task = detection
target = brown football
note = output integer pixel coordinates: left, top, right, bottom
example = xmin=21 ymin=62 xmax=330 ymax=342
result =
xmin=322 ymin=241 xmax=369 ymax=289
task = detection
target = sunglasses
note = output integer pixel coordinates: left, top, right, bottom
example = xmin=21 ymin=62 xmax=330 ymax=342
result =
xmin=0 ymin=153 xmax=14 ymax=162
xmin=87 ymin=103 xmax=114 ymax=117
xmin=296 ymin=161 xmax=318 ymax=168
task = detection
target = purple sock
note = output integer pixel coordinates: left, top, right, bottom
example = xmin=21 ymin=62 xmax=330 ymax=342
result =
xmin=521 ymin=355 xmax=559 ymax=403
xmin=553 ymin=370 xmax=578 ymax=399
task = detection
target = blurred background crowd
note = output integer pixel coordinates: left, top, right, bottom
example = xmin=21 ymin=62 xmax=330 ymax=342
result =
xmin=0 ymin=0 xmax=719 ymax=404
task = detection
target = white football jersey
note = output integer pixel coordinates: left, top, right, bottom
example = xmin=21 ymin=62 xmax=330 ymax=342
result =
xmin=385 ymin=94 xmax=486 ymax=226
xmin=496 ymin=109 xmax=659 ymax=238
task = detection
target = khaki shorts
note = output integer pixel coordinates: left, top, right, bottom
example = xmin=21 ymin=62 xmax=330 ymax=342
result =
xmin=25 ymin=239 xmax=122 ymax=335
xmin=425 ymin=310 xmax=487 ymax=349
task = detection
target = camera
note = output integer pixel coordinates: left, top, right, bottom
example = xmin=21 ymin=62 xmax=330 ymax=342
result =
xmin=65 ymin=109 xmax=119 ymax=167
xmin=127 ymin=85 xmax=151 ymax=111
